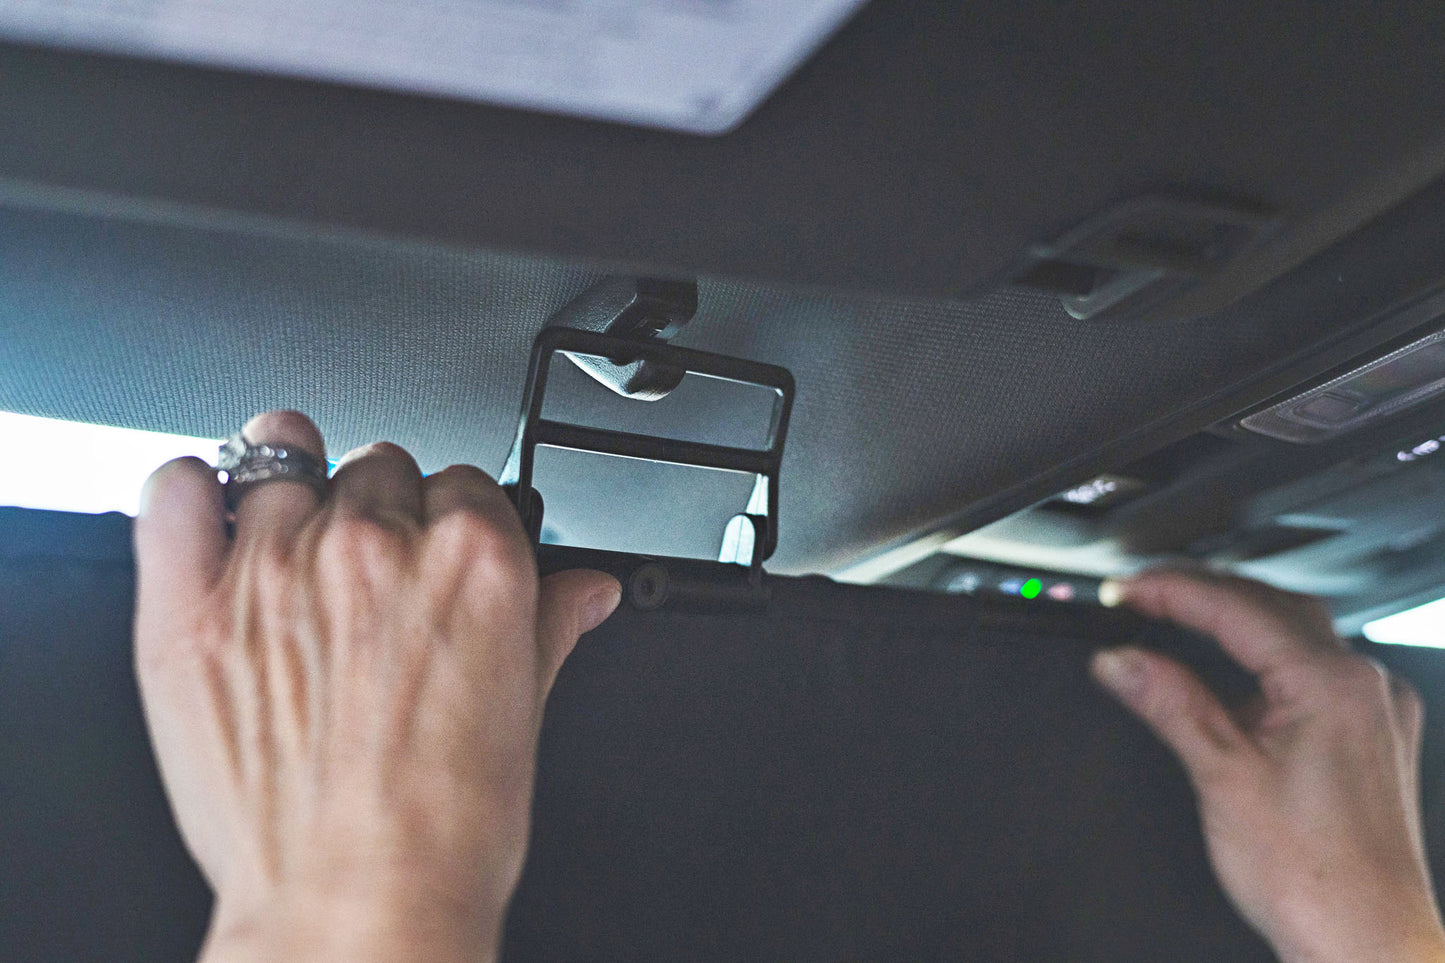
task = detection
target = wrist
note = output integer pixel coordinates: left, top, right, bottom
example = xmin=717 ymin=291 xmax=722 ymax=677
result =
xmin=200 ymin=883 xmax=503 ymax=963
xmin=1273 ymin=905 xmax=1445 ymax=963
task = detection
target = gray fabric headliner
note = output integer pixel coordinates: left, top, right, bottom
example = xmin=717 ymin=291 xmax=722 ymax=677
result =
xmin=0 ymin=205 xmax=1346 ymax=571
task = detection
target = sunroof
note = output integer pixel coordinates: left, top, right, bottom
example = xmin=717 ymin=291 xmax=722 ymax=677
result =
xmin=0 ymin=412 xmax=217 ymax=516
xmin=0 ymin=0 xmax=867 ymax=134
xmin=1363 ymin=597 xmax=1445 ymax=648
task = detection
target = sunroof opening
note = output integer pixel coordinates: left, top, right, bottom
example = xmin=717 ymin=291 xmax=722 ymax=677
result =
xmin=1363 ymin=596 xmax=1445 ymax=648
xmin=0 ymin=412 xmax=218 ymax=516
xmin=0 ymin=0 xmax=868 ymax=135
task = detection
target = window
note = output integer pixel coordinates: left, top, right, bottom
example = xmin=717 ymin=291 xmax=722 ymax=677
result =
xmin=0 ymin=412 xmax=217 ymax=516
xmin=1363 ymin=597 xmax=1445 ymax=648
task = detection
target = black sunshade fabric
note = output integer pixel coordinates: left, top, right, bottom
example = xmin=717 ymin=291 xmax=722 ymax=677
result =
xmin=0 ymin=507 xmax=1282 ymax=961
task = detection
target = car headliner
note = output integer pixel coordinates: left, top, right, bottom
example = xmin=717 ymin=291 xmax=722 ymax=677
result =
xmin=4 ymin=3 xmax=1445 ymax=585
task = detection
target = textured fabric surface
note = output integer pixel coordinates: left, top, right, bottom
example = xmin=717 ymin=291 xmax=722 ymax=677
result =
xmin=0 ymin=525 xmax=213 ymax=961
xmin=0 ymin=206 xmax=1387 ymax=571
xmin=0 ymin=507 xmax=1278 ymax=962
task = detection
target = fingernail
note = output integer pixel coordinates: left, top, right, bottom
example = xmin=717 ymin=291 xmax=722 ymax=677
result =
xmin=1091 ymin=648 xmax=1148 ymax=702
xmin=1098 ymin=578 xmax=1127 ymax=608
xmin=579 ymin=580 xmax=623 ymax=634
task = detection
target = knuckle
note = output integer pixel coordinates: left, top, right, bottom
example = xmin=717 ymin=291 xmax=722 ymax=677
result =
xmin=1321 ymin=653 xmax=1394 ymax=710
xmin=338 ymin=440 xmax=416 ymax=469
xmin=321 ymin=513 xmax=412 ymax=575
xmin=365 ymin=441 xmax=410 ymax=460
xmin=430 ymin=512 xmax=534 ymax=588
xmin=428 ymin=508 xmax=496 ymax=548
xmin=476 ymin=528 xmax=534 ymax=581
xmin=434 ymin=463 xmax=497 ymax=487
xmin=1132 ymin=670 xmax=1173 ymax=718
xmin=1131 ymin=669 xmax=1189 ymax=728
xmin=1149 ymin=678 xmax=1207 ymax=734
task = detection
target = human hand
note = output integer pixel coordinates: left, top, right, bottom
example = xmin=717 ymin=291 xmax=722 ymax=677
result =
xmin=1091 ymin=570 xmax=1445 ymax=963
xmin=132 ymin=411 xmax=622 ymax=963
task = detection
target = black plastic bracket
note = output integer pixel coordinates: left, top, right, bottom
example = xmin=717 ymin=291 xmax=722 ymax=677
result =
xmin=1011 ymin=195 xmax=1279 ymax=322
xmin=499 ymin=327 xmax=795 ymax=599
xmin=544 ymin=276 xmax=698 ymax=400
xmin=538 ymin=544 xmax=781 ymax=612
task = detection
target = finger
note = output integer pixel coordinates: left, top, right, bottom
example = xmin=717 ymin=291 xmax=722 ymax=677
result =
xmin=330 ymin=441 xmax=424 ymax=527
xmin=1104 ymin=570 xmax=1336 ymax=679
xmin=1390 ymin=671 xmax=1424 ymax=725
xmin=1389 ymin=672 xmax=1426 ymax=757
xmin=133 ymin=456 xmax=229 ymax=638
xmin=1384 ymin=670 xmax=1429 ymax=859
xmin=535 ymin=570 xmax=622 ymax=695
xmin=422 ymin=464 xmax=523 ymax=538
xmin=232 ymin=411 xmax=328 ymax=550
xmin=1091 ymin=646 xmax=1251 ymax=784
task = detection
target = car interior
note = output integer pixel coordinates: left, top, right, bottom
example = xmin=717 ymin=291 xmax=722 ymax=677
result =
xmin=5 ymin=3 xmax=1445 ymax=960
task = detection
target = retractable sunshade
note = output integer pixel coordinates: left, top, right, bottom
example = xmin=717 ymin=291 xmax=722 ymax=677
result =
xmin=1 ymin=507 xmax=1281 ymax=962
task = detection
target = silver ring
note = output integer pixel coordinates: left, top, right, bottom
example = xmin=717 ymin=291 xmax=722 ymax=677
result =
xmin=216 ymin=433 xmax=329 ymax=512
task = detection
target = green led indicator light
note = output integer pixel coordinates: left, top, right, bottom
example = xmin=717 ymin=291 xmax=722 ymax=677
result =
xmin=1021 ymin=578 xmax=1043 ymax=600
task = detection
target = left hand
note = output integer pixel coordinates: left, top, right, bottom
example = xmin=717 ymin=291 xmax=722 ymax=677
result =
xmin=133 ymin=411 xmax=621 ymax=963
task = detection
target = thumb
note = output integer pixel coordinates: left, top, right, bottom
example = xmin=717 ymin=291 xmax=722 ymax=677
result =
xmin=536 ymin=569 xmax=622 ymax=694
xmin=1090 ymin=647 xmax=1250 ymax=786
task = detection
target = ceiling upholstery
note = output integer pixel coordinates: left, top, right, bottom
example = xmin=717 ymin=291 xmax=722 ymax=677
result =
xmin=6 ymin=3 xmax=1445 ymax=573
xmin=0 ymin=203 xmax=1386 ymax=573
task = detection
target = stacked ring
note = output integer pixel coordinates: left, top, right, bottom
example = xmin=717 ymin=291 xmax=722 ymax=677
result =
xmin=216 ymin=433 xmax=329 ymax=512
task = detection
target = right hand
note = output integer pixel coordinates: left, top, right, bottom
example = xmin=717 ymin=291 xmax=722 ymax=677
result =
xmin=1092 ymin=571 xmax=1445 ymax=963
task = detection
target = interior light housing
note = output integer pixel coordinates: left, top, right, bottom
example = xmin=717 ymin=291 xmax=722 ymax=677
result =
xmin=1240 ymin=329 xmax=1445 ymax=443
xmin=1362 ymin=596 xmax=1445 ymax=648
xmin=1044 ymin=473 xmax=1146 ymax=514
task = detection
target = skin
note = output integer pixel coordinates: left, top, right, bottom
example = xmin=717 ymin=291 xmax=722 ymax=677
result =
xmin=135 ymin=409 xmax=1445 ymax=961
xmin=133 ymin=411 xmax=621 ymax=962
xmin=1094 ymin=571 xmax=1445 ymax=963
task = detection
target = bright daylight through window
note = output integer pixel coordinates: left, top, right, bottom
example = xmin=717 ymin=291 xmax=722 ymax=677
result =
xmin=2 ymin=412 xmax=1441 ymax=645
xmin=1363 ymin=598 xmax=1445 ymax=648
xmin=0 ymin=0 xmax=867 ymax=134
xmin=0 ymin=412 xmax=218 ymax=516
